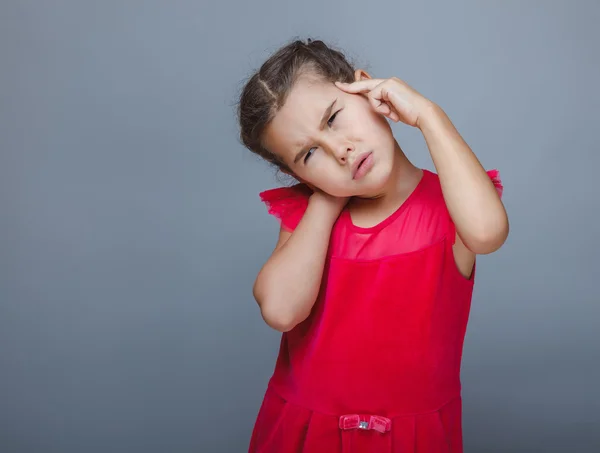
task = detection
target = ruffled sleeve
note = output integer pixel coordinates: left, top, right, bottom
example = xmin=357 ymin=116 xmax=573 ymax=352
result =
xmin=487 ymin=169 xmax=504 ymax=198
xmin=259 ymin=183 xmax=312 ymax=232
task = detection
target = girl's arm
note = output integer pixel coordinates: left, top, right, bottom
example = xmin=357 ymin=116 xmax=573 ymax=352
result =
xmin=253 ymin=193 xmax=346 ymax=332
xmin=336 ymin=77 xmax=509 ymax=255
xmin=418 ymin=103 xmax=508 ymax=254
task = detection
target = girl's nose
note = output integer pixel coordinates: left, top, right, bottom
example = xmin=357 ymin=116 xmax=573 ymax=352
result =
xmin=332 ymin=142 xmax=354 ymax=164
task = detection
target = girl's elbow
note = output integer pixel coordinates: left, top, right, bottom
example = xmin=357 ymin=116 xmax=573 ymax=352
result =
xmin=259 ymin=302 xmax=307 ymax=333
xmin=466 ymin=221 xmax=509 ymax=254
xmin=263 ymin=314 xmax=296 ymax=333
xmin=253 ymin=279 xmax=305 ymax=332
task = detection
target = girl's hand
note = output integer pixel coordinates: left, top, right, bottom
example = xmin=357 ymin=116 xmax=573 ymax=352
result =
xmin=335 ymin=77 xmax=435 ymax=129
xmin=308 ymin=187 xmax=349 ymax=219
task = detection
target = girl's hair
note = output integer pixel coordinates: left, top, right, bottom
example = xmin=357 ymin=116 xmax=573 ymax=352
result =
xmin=237 ymin=38 xmax=356 ymax=172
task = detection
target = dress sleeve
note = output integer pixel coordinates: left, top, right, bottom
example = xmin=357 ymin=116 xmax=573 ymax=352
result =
xmin=259 ymin=184 xmax=312 ymax=232
xmin=486 ymin=169 xmax=504 ymax=198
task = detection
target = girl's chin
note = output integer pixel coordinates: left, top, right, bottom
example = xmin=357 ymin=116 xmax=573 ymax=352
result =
xmin=355 ymin=173 xmax=391 ymax=196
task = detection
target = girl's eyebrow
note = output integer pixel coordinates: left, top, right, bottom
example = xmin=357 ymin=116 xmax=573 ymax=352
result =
xmin=293 ymin=98 xmax=337 ymax=164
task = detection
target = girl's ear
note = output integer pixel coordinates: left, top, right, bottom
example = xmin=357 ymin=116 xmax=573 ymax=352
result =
xmin=354 ymin=69 xmax=372 ymax=82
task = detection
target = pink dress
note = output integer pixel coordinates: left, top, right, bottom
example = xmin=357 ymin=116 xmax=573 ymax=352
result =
xmin=249 ymin=169 xmax=503 ymax=453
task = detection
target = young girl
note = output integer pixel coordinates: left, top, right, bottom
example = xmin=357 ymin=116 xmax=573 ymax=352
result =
xmin=237 ymin=39 xmax=508 ymax=453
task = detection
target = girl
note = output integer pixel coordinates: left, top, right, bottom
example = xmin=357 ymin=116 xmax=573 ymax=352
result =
xmin=237 ymin=39 xmax=508 ymax=453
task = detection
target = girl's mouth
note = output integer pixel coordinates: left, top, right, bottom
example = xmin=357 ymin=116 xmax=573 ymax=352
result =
xmin=352 ymin=152 xmax=374 ymax=180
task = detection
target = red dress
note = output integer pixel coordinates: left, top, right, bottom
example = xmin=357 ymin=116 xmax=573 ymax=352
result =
xmin=250 ymin=169 xmax=503 ymax=453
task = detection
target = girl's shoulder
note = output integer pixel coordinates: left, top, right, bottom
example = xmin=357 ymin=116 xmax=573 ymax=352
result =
xmin=416 ymin=168 xmax=504 ymax=229
xmin=259 ymin=183 xmax=312 ymax=232
xmin=419 ymin=168 xmax=504 ymax=246
xmin=258 ymin=170 xmax=503 ymax=235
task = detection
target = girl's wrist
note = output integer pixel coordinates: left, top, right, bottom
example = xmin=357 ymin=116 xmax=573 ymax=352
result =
xmin=307 ymin=195 xmax=345 ymax=224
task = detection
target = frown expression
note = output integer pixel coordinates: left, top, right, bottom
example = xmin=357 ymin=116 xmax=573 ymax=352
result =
xmin=261 ymin=73 xmax=397 ymax=198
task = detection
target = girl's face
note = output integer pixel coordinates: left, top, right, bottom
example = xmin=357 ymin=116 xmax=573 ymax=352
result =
xmin=261 ymin=71 xmax=398 ymax=198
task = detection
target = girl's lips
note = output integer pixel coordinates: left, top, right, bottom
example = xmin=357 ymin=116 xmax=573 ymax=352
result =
xmin=352 ymin=152 xmax=374 ymax=180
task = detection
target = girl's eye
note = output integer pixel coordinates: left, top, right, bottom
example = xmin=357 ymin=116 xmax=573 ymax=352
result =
xmin=327 ymin=110 xmax=339 ymax=127
xmin=304 ymin=148 xmax=315 ymax=164
xmin=304 ymin=110 xmax=341 ymax=164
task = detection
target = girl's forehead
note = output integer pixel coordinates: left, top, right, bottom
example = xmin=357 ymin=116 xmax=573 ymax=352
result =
xmin=281 ymin=80 xmax=336 ymax=123
xmin=288 ymin=77 xmax=334 ymax=104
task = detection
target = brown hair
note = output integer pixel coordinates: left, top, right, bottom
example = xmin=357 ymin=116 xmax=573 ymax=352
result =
xmin=237 ymin=38 xmax=357 ymax=172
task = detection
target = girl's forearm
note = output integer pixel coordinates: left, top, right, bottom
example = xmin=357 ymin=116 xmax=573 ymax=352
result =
xmin=253 ymin=199 xmax=337 ymax=332
xmin=419 ymin=103 xmax=509 ymax=254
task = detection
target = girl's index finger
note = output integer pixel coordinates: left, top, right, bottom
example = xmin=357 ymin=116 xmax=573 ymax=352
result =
xmin=335 ymin=79 xmax=383 ymax=93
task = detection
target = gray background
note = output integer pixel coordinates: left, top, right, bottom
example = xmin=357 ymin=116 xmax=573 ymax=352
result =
xmin=1 ymin=0 xmax=598 ymax=452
